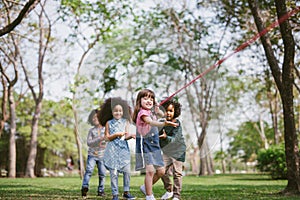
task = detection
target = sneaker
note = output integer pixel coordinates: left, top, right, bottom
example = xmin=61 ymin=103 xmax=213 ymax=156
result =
xmin=140 ymin=185 xmax=146 ymax=196
xmin=97 ymin=191 xmax=106 ymax=196
xmin=146 ymin=195 xmax=156 ymax=200
xmin=161 ymin=191 xmax=173 ymax=200
xmin=112 ymin=195 xmax=119 ymax=200
xmin=81 ymin=187 xmax=88 ymax=197
xmin=123 ymin=192 xmax=136 ymax=199
xmin=172 ymin=198 xmax=179 ymax=200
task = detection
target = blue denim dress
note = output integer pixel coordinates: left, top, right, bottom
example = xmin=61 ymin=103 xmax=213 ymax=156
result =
xmin=135 ymin=110 xmax=164 ymax=170
xmin=104 ymin=118 xmax=130 ymax=171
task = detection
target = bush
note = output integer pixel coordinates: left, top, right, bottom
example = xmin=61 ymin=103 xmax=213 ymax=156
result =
xmin=256 ymin=145 xmax=287 ymax=179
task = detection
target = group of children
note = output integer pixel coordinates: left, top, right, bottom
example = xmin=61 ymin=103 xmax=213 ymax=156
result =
xmin=81 ymin=89 xmax=186 ymax=200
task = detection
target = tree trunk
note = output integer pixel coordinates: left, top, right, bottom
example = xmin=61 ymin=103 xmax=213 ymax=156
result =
xmin=25 ymin=102 xmax=42 ymax=177
xmin=0 ymin=34 xmax=20 ymax=178
xmin=265 ymin=69 xmax=281 ymax=144
xmin=8 ymin=87 xmax=16 ymax=178
xmin=205 ymin=140 xmax=214 ymax=175
xmin=198 ymin=138 xmax=214 ymax=175
xmin=0 ymin=76 xmax=8 ymax=137
xmin=221 ymin=156 xmax=226 ymax=174
xmin=24 ymin=2 xmax=48 ymax=177
xmin=248 ymin=0 xmax=300 ymax=193
xmin=268 ymin=89 xmax=281 ymax=144
xmin=199 ymin=147 xmax=206 ymax=176
xmin=274 ymin=0 xmax=300 ymax=193
xmin=73 ymin=107 xmax=84 ymax=178
xmin=190 ymin=147 xmax=199 ymax=175
xmin=258 ymin=113 xmax=269 ymax=149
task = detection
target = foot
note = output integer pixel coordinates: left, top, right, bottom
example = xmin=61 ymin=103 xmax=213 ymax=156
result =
xmin=140 ymin=185 xmax=146 ymax=196
xmin=146 ymin=194 xmax=156 ymax=200
xmin=161 ymin=191 xmax=173 ymax=200
xmin=81 ymin=187 xmax=88 ymax=197
xmin=123 ymin=192 xmax=136 ymax=199
xmin=172 ymin=197 xmax=180 ymax=200
xmin=112 ymin=195 xmax=119 ymax=200
xmin=97 ymin=191 xmax=106 ymax=196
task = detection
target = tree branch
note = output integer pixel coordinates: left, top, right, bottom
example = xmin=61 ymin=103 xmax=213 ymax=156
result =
xmin=0 ymin=0 xmax=40 ymax=37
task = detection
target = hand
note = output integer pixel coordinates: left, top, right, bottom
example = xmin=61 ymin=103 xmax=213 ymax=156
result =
xmin=159 ymin=129 xmax=167 ymax=139
xmin=118 ymin=132 xmax=125 ymax=137
xmin=125 ymin=132 xmax=136 ymax=140
xmin=165 ymin=121 xmax=178 ymax=127
xmin=130 ymin=132 xmax=136 ymax=139
xmin=119 ymin=132 xmax=125 ymax=140
xmin=154 ymin=104 xmax=160 ymax=113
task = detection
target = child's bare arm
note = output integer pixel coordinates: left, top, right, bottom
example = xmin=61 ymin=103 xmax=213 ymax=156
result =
xmin=142 ymin=116 xmax=178 ymax=127
xmin=105 ymin=122 xmax=125 ymax=141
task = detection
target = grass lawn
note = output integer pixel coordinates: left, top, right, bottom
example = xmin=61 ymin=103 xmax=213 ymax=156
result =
xmin=0 ymin=173 xmax=299 ymax=199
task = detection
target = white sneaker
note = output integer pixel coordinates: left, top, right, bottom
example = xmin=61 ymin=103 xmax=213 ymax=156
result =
xmin=161 ymin=191 xmax=173 ymax=200
xmin=140 ymin=185 xmax=146 ymax=196
xmin=146 ymin=194 xmax=156 ymax=200
xmin=172 ymin=197 xmax=179 ymax=200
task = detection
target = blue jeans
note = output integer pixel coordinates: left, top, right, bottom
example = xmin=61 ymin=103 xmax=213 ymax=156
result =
xmin=109 ymin=164 xmax=131 ymax=195
xmin=82 ymin=155 xmax=106 ymax=192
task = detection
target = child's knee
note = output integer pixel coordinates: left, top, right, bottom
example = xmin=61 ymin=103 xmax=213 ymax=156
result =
xmin=156 ymin=167 xmax=165 ymax=177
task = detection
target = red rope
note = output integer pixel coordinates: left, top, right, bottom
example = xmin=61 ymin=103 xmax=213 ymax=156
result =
xmin=159 ymin=6 xmax=300 ymax=106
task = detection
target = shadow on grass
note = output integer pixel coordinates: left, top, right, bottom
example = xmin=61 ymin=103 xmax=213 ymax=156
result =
xmin=180 ymin=183 xmax=297 ymax=200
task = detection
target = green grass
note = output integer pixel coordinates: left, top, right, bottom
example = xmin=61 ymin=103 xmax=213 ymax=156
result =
xmin=0 ymin=173 xmax=299 ymax=199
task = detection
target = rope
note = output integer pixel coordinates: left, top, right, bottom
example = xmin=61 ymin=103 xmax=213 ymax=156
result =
xmin=159 ymin=6 xmax=300 ymax=106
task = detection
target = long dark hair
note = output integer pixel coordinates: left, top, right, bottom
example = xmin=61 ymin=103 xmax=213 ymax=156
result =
xmin=98 ymin=97 xmax=132 ymax=126
xmin=132 ymin=89 xmax=156 ymax=123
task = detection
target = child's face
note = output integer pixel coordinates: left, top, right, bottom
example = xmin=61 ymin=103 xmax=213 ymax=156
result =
xmin=141 ymin=96 xmax=154 ymax=110
xmin=92 ymin=113 xmax=99 ymax=126
xmin=165 ymin=104 xmax=175 ymax=121
xmin=112 ymin=104 xmax=123 ymax=120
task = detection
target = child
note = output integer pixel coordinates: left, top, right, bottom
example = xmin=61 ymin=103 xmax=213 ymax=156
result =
xmin=81 ymin=109 xmax=107 ymax=198
xmin=158 ymin=99 xmax=186 ymax=200
xmin=132 ymin=89 xmax=178 ymax=200
xmin=98 ymin=97 xmax=136 ymax=200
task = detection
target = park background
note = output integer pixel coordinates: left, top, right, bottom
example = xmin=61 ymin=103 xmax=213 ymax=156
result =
xmin=0 ymin=0 xmax=300 ymax=198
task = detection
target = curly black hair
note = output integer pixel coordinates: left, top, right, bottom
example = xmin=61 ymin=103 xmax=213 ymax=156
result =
xmin=161 ymin=98 xmax=181 ymax=119
xmin=97 ymin=97 xmax=132 ymax=126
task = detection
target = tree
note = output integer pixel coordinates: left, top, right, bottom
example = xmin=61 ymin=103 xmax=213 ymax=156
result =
xmin=0 ymin=0 xmax=42 ymax=177
xmin=248 ymin=0 xmax=300 ymax=194
xmin=22 ymin=0 xmax=52 ymax=177
xmin=0 ymin=0 xmax=40 ymax=37
xmin=59 ymin=0 xmax=132 ymax=178
xmin=100 ymin=2 xmax=226 ymax=175
xmin=199 ymin=0 xmax=299 ymax=191
xmin=0 ymin=96 xmax=76 ymax=176
xmin=0 ymin=35 xmax=19 ymax=177
xmin=227 ymin=121 xmax=273 ymax=165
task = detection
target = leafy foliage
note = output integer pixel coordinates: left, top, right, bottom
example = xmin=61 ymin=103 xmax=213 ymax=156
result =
xmin=103 ymin=64 xmax=118 ymax=94
xmin=227 ymin=121 xmax=274 ymax=163
xmin=0 ymin=95 xmax=76 ymax=174
xmin=257 ymin=145 xmax=287 ymax=179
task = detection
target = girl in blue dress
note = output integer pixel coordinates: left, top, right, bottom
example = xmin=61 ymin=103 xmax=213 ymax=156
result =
xmin=132 ymin=89 xmax=178 ymax=200
xmin=98 ymin=97 xmax=136 ymax=200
